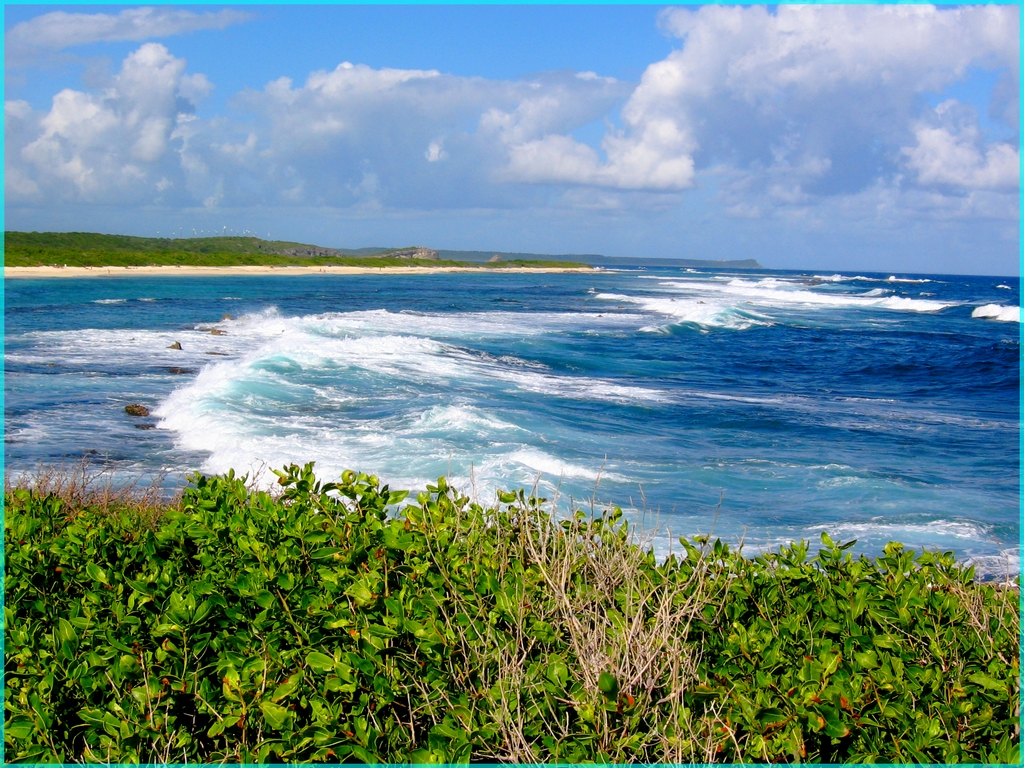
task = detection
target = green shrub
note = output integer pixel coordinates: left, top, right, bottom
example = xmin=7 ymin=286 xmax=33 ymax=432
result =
xmin=4 ymin=464 xmax=1019 ymax=763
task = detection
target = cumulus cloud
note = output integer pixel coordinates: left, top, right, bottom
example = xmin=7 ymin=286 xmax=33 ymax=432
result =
xmin=903 ymin=100 xmax=1019 ymax=189
xmin=425 ymin=140 xmax=447 ymax=162
xmin=510 ymin=4 xmax=1018 ymax=202
xmin=219 ymin=64 xmax=626 ymax=208
xmin=8 ymin=43 xmax=208 ymax=202
xmin=6 ymin=6 xmax=1017 ymax=224
xmin=6 ymin=7 xmax=251 ymax=64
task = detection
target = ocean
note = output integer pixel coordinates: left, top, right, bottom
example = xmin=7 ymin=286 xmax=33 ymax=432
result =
xmin=4 ymin=266 xmax=1019 ymax=576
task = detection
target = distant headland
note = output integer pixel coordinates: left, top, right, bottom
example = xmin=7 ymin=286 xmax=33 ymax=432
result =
xmin=2 ymin=231 xmax=762 ymax=276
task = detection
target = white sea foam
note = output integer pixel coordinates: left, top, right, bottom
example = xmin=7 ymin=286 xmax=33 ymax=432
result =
xmin=506 ymin=448 xmax=629 ymax=483
xmin=595 ymin=292 xmax=771 ymax=330
xmin=995 ymin=284 xmax=1012 ymax=290
xmin=810 ymin=519 xmax=993 ymax=545
xmin=972 ymin=304 xmax=1020 ymax=322
xmin=651 ymin=278 xmax=953 ymax=313
xmin=151 ymin=307 xmax=670 ymax=484
xmin=812 ymin=275 xmax=880 ymax=282
xmin=886 ymin=276 xmax=931 ymax=283
xmin=411 ymin=404 xmax=524 ymax=437
xmin=93 ymin=299 xmax=126 ymax=304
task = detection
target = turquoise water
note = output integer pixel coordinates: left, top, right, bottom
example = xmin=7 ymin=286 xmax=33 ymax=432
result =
xmin=5 ymin=267 xmax=1019 ymax=575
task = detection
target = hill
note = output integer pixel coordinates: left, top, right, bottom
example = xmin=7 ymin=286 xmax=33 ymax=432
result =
xmin=2 ymin=232 xmax=587 ymax=270
xmin=438 ymin=248 xmax=762 ymax=269
xmin=3 ymin=231 xmax=433 ymax=260
xmin=3 ymin=232 xmax=760 ymax=270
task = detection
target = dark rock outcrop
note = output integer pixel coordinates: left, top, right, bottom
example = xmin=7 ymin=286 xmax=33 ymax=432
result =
xmin=125 ymin=404 xmax=150 ymax=417
xmin=167 ymin=341 xmax=182 ymax=350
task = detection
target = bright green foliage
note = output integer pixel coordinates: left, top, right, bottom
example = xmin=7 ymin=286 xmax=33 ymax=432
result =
xmin=3 ymin=231 xmax=589 ymax=269
xmin=4 ymin=465 xmax=1020 ymax=763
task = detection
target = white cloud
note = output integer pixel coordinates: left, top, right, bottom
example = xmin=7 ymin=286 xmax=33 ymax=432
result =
xmin=6 ymin=7 xmax=1017 ymax=229
xmin=11 ymin=43 xmax=208 ymax=202
xmin=229 ymin=65 xmax=625 ymax=208
xmin=6 ymin=7 xmax=251 ymax=64
xmin=903 ymin=100 xmax=1019 ymax=189
xmin=508 ymin=4 xmax=1018 ymax=200
xmin=425 ymin=140 xmax=447 ymax=162
xmin=5 ymin=99 xmax=33 ymax=120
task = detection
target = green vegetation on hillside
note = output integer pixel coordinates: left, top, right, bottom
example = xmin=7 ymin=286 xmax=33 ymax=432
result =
xmin=4 ymin=465 xmax=1018 ymax=763
xmin=5 ymin=231 xmax=369 ymax=256
xmin=3 ymin=232 xmax=590 ymax=270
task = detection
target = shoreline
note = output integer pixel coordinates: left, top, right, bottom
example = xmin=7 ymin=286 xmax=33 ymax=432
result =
xmin=4 ymin=264 xmax=591 ymax=278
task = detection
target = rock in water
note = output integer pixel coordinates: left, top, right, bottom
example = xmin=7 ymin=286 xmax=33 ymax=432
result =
xmin=168 ymin=341 xmax=182 ymax=350
xmin=125 ymin=404 xmax=150 ymax=417
xmin=210 ymin=328 xmax=227 ymax=335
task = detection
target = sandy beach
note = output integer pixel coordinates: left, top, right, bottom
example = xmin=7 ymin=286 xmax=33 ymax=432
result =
xmin=4 ymin=264 xmax=590 ymax=278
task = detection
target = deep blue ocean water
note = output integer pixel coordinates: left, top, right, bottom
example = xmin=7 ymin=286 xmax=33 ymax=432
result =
xmin=5 ymin=267 xmax=1019 ymax=575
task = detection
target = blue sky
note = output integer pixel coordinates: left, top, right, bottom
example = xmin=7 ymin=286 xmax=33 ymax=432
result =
xmin=4 ymin=4 xmax=1020 ymax=274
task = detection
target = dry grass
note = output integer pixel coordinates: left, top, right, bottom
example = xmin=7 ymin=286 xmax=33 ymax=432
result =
xmin=413 ymin=494 xmax=728 ymax=763
xmin=4 ymin=460 xmax=181 ymax=526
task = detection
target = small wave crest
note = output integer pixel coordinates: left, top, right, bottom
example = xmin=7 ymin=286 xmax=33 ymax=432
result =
xmin=506 ymin=448 xmax=629 ymax=483
xmin=657 ymin=279 xmax=953 ymax=313
xmin=595 ymin=292 xmax=770 ymax=330
xmin=972 ymin=304 xmax=1020 ymax=322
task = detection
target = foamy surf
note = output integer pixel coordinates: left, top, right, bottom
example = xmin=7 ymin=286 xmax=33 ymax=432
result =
xmin=5 ymin=267 xmax=1015 ymax=574
xmin=595 ymin=292 xmax=770 ymax=330
xmin=151 ymin=306 xmax=668 ymax=493
xmin=638 ymin=278 xmax=954 ymax=316
xmin=972 ymin=304 xmax=1020 ymax=322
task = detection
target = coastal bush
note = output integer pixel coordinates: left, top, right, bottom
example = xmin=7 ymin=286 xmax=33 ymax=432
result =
xmin=4 ymin=465 xmax=1019 ymax=763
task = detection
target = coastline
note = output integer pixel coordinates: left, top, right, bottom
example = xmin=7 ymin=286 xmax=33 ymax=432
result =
xmin=4 ymin=264 xmax=590 ymax=278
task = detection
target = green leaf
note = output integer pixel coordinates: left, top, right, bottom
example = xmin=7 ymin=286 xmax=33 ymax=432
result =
xmin=309 ymin=547 xmax=346 ymax=559
xmin=546 ymin=656 xmax=570 ymax=689
xmin=598 ymin=671 xmax=618 ymax=697
xmin=855 ymin=650 xmax=879 ymax=669
xmin=756 ymin=708 xmax=788 ymax=726
xmin=5 ymin=716 xmax=36 ymax=740
xmin=271 ymin=671 xmax=304 ymax=702
xmin=819 ymin=706 xmax=850 ymax=739
xmin=85 ymin=563 xmax=108 ymax=585
xmin=260 ymin=700 xmax=293 ymax=731
xmin=968 ymin=671 xmax=1005 ymax=691
xmin=345 ymin=582 xmax=375 ymax=606
xmin=306 ymin=651 xmax=336 ymax=673
xmin=57 ymin=617 xmax=76 ymax=644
